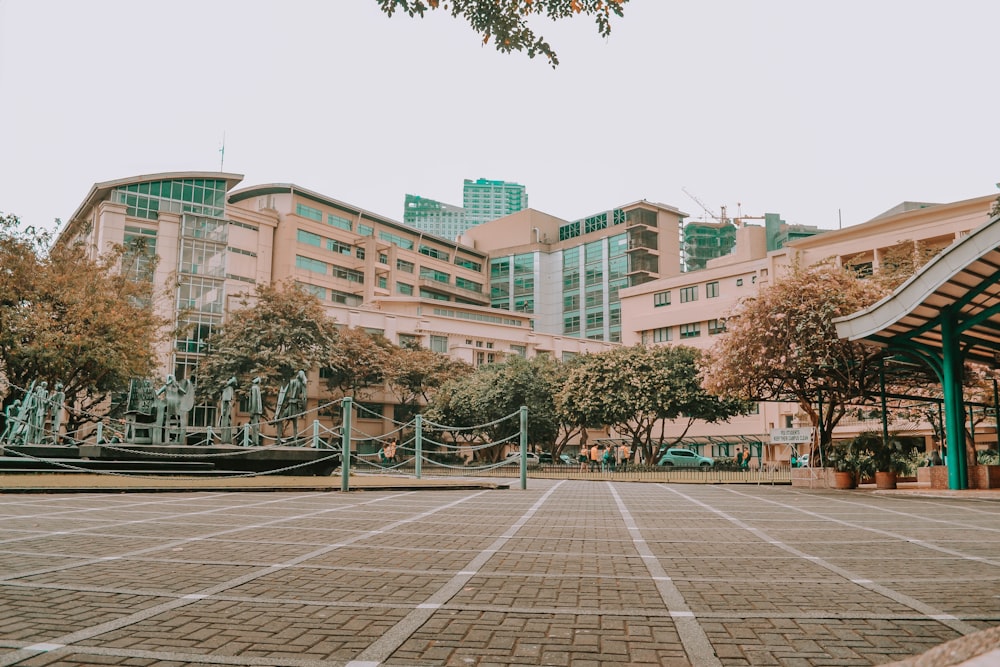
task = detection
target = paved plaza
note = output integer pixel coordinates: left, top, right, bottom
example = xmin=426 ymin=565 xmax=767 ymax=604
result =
xmin=0 ymin=480 xmax=998 ymax=666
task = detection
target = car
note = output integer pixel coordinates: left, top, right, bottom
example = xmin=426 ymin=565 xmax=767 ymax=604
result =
xmin=505 ymin=451 xmax=540 ymax=465
xmin=657 ymin=448 xmax=714 ymax=467
xmin=538 ymin=453 xmax=554 ymax=464
xmin=559 ymin=453 xmax=575 ymax=465
xmin=797 ymin=454 xmax=810 ymax=467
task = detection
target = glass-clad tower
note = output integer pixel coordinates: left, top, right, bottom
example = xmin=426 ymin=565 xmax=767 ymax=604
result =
xmin=463 ymin=178 xmax=528 ymax=227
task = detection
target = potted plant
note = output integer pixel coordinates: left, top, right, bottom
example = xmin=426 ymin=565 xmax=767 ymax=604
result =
xmin=826 ymin=440 xmax=859 ymax=489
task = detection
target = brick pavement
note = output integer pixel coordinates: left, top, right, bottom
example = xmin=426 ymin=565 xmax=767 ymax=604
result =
xmin=0 ymin=481 xmax=997 ymax=666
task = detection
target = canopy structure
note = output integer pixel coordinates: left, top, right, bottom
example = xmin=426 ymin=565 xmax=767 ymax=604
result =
xmin=835 ymin=212 xmax=1000 ymax=489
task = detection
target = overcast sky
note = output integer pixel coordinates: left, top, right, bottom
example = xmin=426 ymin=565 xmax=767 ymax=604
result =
xmin=2 ymin=0 xmax=998 ymax=236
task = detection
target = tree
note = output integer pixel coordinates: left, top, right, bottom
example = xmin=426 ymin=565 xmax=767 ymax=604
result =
xmin=702 ymin=261 xmax=890 ymax=448
xmin=557 ymin=345 xmax=747 ymax=463
xmin=424 ymin=355 xmax=561 ymax=461
xmin=382 ymin=345 xmax=470 ymax=419
xmin=197 ymin=282 xmax=340 ymax=408
xmin=321 ymin=326 xmax=395 ymax=401
xmin=0 ymin=214 xmax=166 ymax=436
xmin=375 ymin=0 xmax=630 ymax=67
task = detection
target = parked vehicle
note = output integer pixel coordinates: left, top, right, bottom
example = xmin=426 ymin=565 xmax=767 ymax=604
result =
xmin=657 ymin=448 xmax=714 ymax=467
xmin=505 ymin=451 xmax=540 ymax=465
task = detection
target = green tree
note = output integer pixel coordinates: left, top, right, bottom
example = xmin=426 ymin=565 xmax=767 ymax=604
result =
xmin=383 ymin=344 xmax=470 ymax=420
xmin=425 ymin=355 xmax=560 ymax=461
xmin=0 ymin=214 xmax=166 ymax=435
xmin=375 ymin=0 xmax=629 ymax=67
xmin=557 ymin=345 xmax=746 ymax=463
xmin=702 ymin=261 xmax=889 ymax=448
xmin=321 ymin=326 xmax=395 ymax=401
xmin=197 ymin=282 xmax=339 ymax=408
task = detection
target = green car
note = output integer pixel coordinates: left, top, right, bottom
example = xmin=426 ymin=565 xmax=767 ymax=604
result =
xmin=657 ymin=448 xmax=714 ymax=467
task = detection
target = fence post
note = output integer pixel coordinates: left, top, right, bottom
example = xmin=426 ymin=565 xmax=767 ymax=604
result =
xmin=96 ymin=422 xmax=103 ymax=445
xmin=414 ymin=414 xmax=423 ymax=479
xmin=520 ymin=405 xmax=528 ymax=490
xmin=312 ymin=420 xmax=320 ymax=449
xmin=341 ymin=397 xmax=352 ymax=492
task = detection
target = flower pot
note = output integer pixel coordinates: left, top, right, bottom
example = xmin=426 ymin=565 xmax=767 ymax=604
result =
xmin=874 ymin=471 xmax=897 ymax=490
xmin=833 ymin=471 xmax=857 ymax=489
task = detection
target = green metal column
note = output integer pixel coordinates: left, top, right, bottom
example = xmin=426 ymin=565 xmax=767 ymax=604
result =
xmin=940 ymin=313 xmax=967 ymax=489
xmin=519 ymin=405 xmax=528 ymax=490
xmin=341 ymin=397 xmax=352 ymax=492
xmin=414 ymin=414 xmax=423 ymax=479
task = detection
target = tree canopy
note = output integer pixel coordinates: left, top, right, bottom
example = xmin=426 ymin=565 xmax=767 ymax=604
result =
xmin=557 ymin=344 xmax=748 ymax=462
xmin=0 ymin=214 xmax=166 ymax=434
xmin=375 ymin=0 xmax=629 ymax=67
xmin=196 ymin=282 xmax=340 ymax=407
xmin=703 ymin=261 xmax=890 ymax=446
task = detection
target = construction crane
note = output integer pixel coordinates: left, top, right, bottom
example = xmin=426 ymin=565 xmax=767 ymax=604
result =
xmin=681 ymin=187 xmax=729 ymax=224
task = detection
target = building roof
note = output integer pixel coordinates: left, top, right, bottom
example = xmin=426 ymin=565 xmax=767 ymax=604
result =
xmin=834 ymin=212 xmax=1000 ymax=366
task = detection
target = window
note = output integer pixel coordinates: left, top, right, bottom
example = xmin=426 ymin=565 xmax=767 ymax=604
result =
xmin=680 ymin=286 xmax=698 ymax=303
xmin=331 ymin=265 xmax=364 ymax=283
xmin=396 ymin=282 xmax=413 ymax=295
xmin=430 ymin=335 xmax=448 ymax=353
xmin=419 ymin=245 xmax=449 ymax=261
xmin=736 ymin=278 xmax=744 ymax=287
xmin=295 ymin=203 xmax=322 ymax=222
xmin=680 ymin=322 xmax=701 ymax=338
xmin=379 ymin=231 xmax=414 ymax=250
xmin=652 ymin=327 xmax=672 ymax=343
xmin=456 ymin=277 xmax=482 ymax=293
xmin=355 ymin=403 xmax=384 ymax=420
xmin=455 ymin=256 xmax=482 ymax=271
xmin=654 ymin=290 xmax=671 ymax=307
xmin=510 ymin=344 xmax=527 ymax=357
xmin=708 ymin=319 xmax=726 ymax=335
xmin=420 ymin=267 xmax=450 ymax=284
xmin=327 ymin=239 xmax=352 ymax=255
xmin=419 ymin=288 xmax=449 ymax=301
xmin=707 ymin=281 xmax=720 ymax=298
xmin=399 ymin=334 xmax=420 ymax=348
xmin=564 ymin=315 xmax=580 ymax=334
xmin=295 ymin=255 xmax=327 ymax=274
xmin=358 ymin=223 xmax=374 ymax=237
xmin=327 ymin=214 xmax=352 ymax=231
xmin=396 ymin=259 xmax=414 ymax=273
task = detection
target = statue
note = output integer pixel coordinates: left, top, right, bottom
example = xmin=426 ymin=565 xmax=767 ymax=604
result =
xmin=218 ymin=376 xmax=237 ymax=443
xmin=26 ymin=381 xmax=48 ymax=444
xmin=276 ymin=370 xmax=307 ymax=444
xmin=47 ymin=382 xmax=65 ymax=445
xmin=155 ymin=374 xmax=191 ymax=444
xmin=248 ymin=376 xmax=263 ymax=446
xmin=1 ymin=399 xmax=22 ymax=444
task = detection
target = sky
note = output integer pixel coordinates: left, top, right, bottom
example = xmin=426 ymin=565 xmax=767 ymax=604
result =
xmin=2 ymin=0 xmax=999 ymax=236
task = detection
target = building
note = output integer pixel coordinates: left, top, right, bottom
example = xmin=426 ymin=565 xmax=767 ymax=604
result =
xmin=58 ymin=172 xmax=614 ymax=434
xmin=462 ymin=178 xmax=528 ymax=227
xmin=461 ymin=201 xmax=687 ymax=343
xmin=403 ymin=178 xmax=528 ymax=240
xmin=620 ymin=194 xmax=999 ymax=462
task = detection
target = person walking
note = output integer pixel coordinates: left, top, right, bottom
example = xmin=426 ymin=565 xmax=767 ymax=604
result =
xmin=589 ymin=443 xmax=600 ymax=472
xmin=578 ymin=447 xmax=589 ymax=472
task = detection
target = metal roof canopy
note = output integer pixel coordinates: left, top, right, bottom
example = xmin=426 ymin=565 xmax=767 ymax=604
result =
xmin=835 ymin=212 xmax=1000 ymax=489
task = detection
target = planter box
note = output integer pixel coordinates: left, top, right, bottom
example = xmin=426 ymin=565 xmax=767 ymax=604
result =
xmin=928 ymin=465 xmax=1000 ymax=489
xmin=791 ymin=467 xmax=830 ymax=488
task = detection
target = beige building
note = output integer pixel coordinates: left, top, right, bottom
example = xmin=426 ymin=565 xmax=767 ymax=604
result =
xmin=620 ymin=194 xmax=999 ymax=463
xmin=59 ymin=172 xmax=616 ymax=435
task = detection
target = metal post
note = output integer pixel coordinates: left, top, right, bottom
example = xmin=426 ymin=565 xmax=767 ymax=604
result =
xmin=414 ymin=414 xmax=423 ymax=479
xmin=520 ymin=405 xmax=528 ymax=490
xmin=341 ymin=397 xmax=352 ymax=492
xmin=994 ymin=378 xmax=1000 ymax=453
xmin=96 ymin=421 xmax=103 ymax=445
xmin=816 ymin=388 xmax=825 ymax=468
xmin=879 ymin=360 xmax=890 ymax=447
xmin=312 ymin=420 xmax=320 ymax=449
xmin=941 ymin=313 xmax=967 ymax=489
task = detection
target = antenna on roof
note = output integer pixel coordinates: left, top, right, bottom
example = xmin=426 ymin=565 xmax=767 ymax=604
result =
xmin=219 ymin=132 xmax=226 ymax=171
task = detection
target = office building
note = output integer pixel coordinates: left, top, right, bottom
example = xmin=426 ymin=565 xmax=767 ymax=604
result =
xmin=404 ymin=178 xmax=528 ymax=240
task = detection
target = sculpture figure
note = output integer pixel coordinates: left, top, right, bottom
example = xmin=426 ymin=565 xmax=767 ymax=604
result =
xmin=1 ymin=399 xmax=22 ymax=444
xmin=155 ymin=374 xmax=188 ymax=444
xmin=47 ymin=382 xmax=65 ymax=445
xmin=276 ymin=370 xmax=307 ymax=444
xmin=248 ymin=376 xmax=263 ymax=446
xmin=218 ymin=376 xmax=237 ymax=443
xmin=27 ymin=381 xmax=48 ymax=444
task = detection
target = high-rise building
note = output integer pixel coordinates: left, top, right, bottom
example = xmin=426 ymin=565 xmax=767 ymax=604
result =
xmin=461 ymin=201 xmax=686 ymax=343
xmin=462 ymin=178 xmax=528 ymax=227
xmin=404 ymin=178 xmax=528 ymax=240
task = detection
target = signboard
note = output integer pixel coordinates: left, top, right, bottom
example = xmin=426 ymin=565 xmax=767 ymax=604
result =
xmin=125 ymin=379 xmax=157 ymax=416
xmin=770 ymin=427 xmax=814 ymax=444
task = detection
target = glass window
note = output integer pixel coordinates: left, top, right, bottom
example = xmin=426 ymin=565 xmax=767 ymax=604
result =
xmin=296 ymin=203 xmax=322 ymax=222
xmin=297 ymin=229 xmax=322 ymax=247
xmin=419 ymin=244 xmax=449 ymax=261
xmin=707 ymin=281 xmax=720 ymax=298
xmin=456 ymin=277 xmax=482 ymax=292
xmin=327 ymin=214 xmax=352 ymax=231
xmin=295 ymin=255 xmax=327 ymax=274
xmin=654 ymin=290 xmax=671 ymax=307
xmin=397 ymin=282 xmax=414 ymax=295
xmin=680 ymin=286 xmax=698 ymax=303
xmin=680 ymin=323 xmax=701 ymax=338
xmin=653 ymin=327 xmax=672 ymax=342
xmin=709 ymin=319 xmax=726 ymax=335
xmin=396 ymin=259 xmax=415 ymax=273
xmin=454 ymin=256 xmax=482 ymax=271
xmin=420 ymin=268 xmax=450 ymax=284
xmin=430 ymin=335 xmax=448 ymax=353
